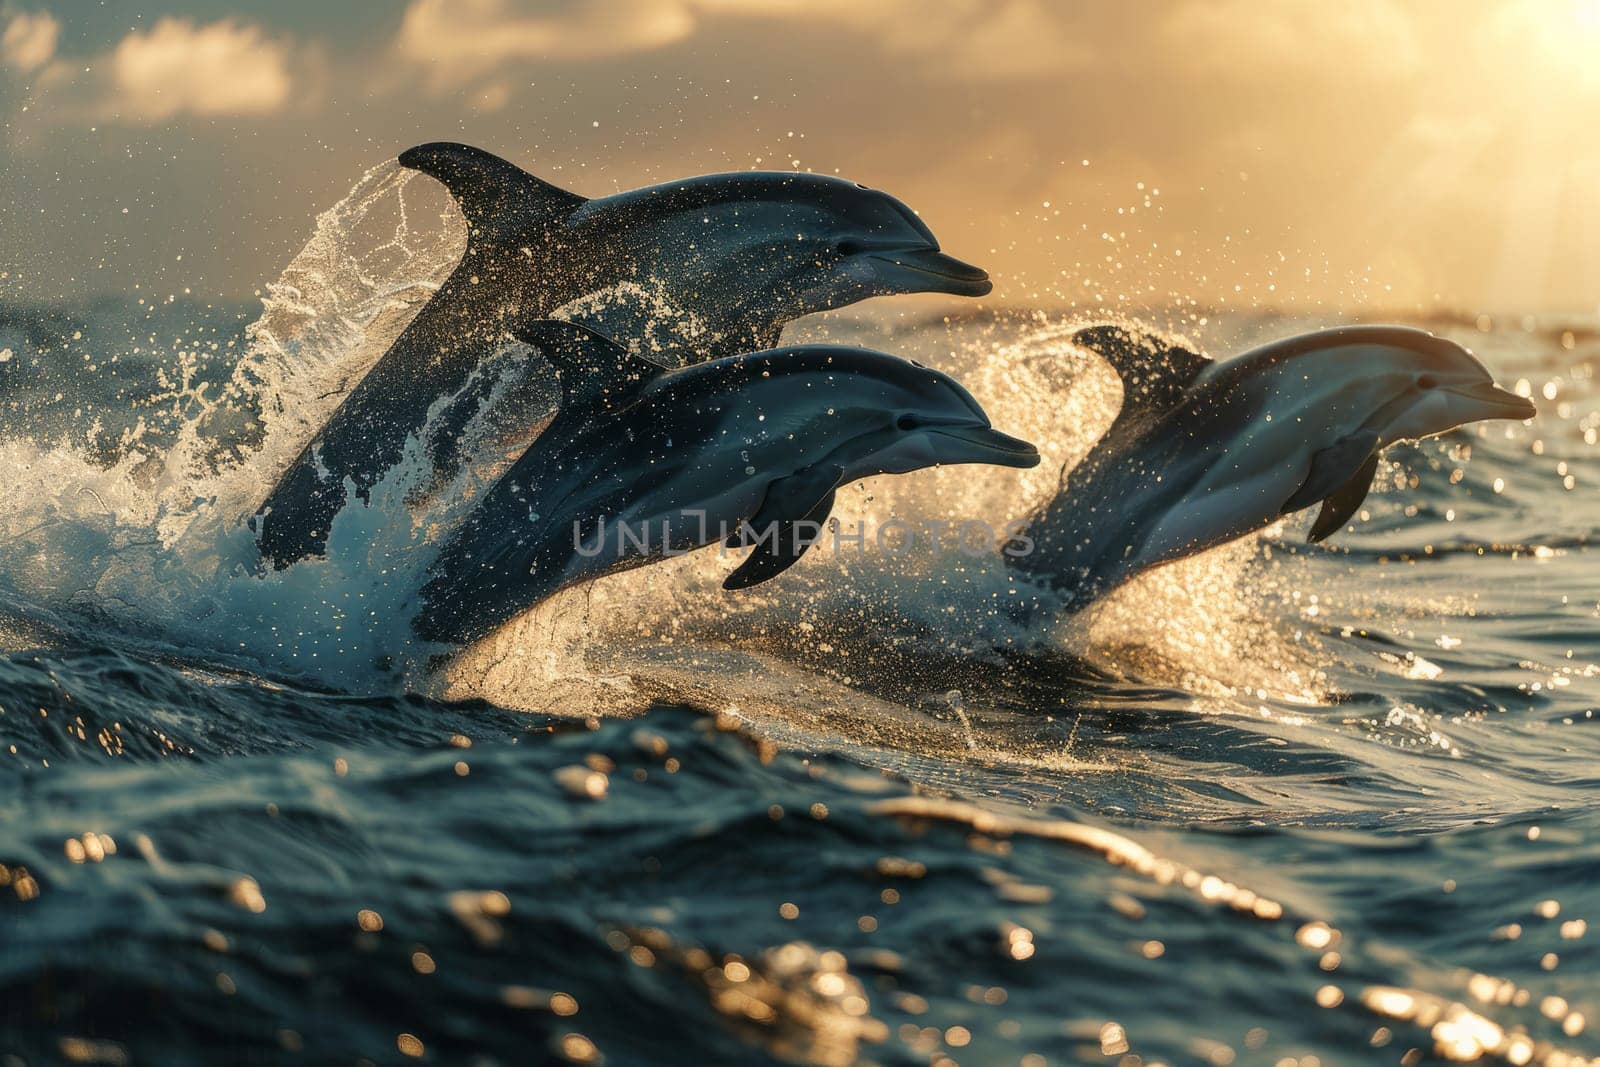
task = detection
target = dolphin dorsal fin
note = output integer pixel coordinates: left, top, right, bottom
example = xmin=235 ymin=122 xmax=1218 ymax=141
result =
xmin=399 ymin=142 xmax=587 ymax=242
xmin=514 ymin=319 xmax=666 ymax=412
xmin=1072 ymin=324 xmax=1210 ymax=422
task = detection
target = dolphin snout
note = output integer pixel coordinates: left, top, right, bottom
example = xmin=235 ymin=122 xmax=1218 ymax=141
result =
xmin=870 ymin=248 xmax=992 ymax=297
xmin=1450 ymin=381 xmax=1538 ymax=421
xmin=928 ymin=424 xmax=1041 ymax=468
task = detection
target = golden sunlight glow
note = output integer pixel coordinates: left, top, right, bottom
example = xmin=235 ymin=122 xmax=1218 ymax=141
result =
xmin=1503 ymin=0 xmax=1600 ymax=82
xmin=7 ymin=0 xmax=1600 ymax=309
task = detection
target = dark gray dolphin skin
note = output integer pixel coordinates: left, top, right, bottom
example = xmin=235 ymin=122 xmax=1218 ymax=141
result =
xmin=1014 ymin=323 xmax=1537 ymax=606
xmin=254 ymin=142 xmax=991 ymax=568
xmin=414 ymin=321 xmax=1039 ymax=644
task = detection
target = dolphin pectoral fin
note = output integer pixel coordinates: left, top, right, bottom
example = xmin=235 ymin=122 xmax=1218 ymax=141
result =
xmin=513 ymin=320 xmax=668 ymax=412
xmin=1282 ymin=431 xmax=1380 ymax=515
xmin=721 ymin=521 xmax=815 ymax=589
xmin=722 ymin=489 xmax=837 ymax=591
xmin=724 ymin=463 xmax=844 ymax=548
xmin=752 ymin=464 xmax=845 ymax=526
xmin=398 ymin=142 xmax=587 ymax=239
xmin=1307 ymin=452 xmax=1380 ymax=544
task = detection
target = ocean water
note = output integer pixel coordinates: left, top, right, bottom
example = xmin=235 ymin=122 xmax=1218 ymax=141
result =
xmin=1 ymin=167 xmax=1597 ymax=1066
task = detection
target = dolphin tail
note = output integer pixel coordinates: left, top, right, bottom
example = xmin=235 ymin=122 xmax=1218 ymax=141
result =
xmin=399 ymin=142 xmax=587 ymax=241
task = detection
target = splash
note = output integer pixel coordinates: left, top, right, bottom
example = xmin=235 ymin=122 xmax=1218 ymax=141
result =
xmin=437 ymin=315 xmax=1332 ymax=767
xmin=0 ymin=165 xmax=1349 ymax=738
xmin=0 ymin=161 xmax=465 ymax=684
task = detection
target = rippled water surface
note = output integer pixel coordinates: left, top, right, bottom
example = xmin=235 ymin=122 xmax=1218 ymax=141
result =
xmin=2 ymin=171 xmax=1598 ymax=1066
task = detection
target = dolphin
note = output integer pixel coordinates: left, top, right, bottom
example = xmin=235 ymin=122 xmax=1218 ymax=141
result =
xmin=1015 ymin=323 xmax=1537 ymax=605
xmin=413 ymin=321 xmax=1039 ymax=644
xmin=255 ymin=142 xmax=991 ymax=568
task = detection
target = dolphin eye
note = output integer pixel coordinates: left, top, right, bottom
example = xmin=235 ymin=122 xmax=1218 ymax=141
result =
xmin=1418 ymin=374 xmax=1439 ymax=389
xmin=835 ymin=239 xmax=863 ymax=257
xmin=897 ymin=415 xmax=920 ymax=431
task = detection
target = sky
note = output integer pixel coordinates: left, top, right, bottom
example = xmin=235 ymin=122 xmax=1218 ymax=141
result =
xmin=2 ymin=0 xmax=1599 ymax=313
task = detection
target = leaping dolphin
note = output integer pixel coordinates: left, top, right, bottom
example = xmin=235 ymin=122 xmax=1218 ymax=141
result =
xmin=414 ymin=321 xmax=1039 ymax=644
xmin=255 ymin=142 xmax=991 ymax=568
xmin=1014 ymin=323 xmax=1537 ymax=606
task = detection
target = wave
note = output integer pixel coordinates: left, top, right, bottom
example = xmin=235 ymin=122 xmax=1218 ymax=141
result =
xmin=0 ymin=167 xmax=1577 ymax=790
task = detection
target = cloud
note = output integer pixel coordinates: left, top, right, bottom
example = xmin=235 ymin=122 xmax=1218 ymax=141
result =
xmin=1159 ymin=0 xmax=1420 ymax=81
xmin=102 ymin=18 xmax=301 ymax=123
xmin=952 ymin=1 xmax=1091 ymax=79
xmin=390 ymin=0 xmax=1087 ymax=92
xmin=0 ymin=9 xmax=58 ymax=74
xmin=394 ymin=0 xmax=696 ymax=89
xmin=694 ymin=0 xmax=1087 ymax=77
